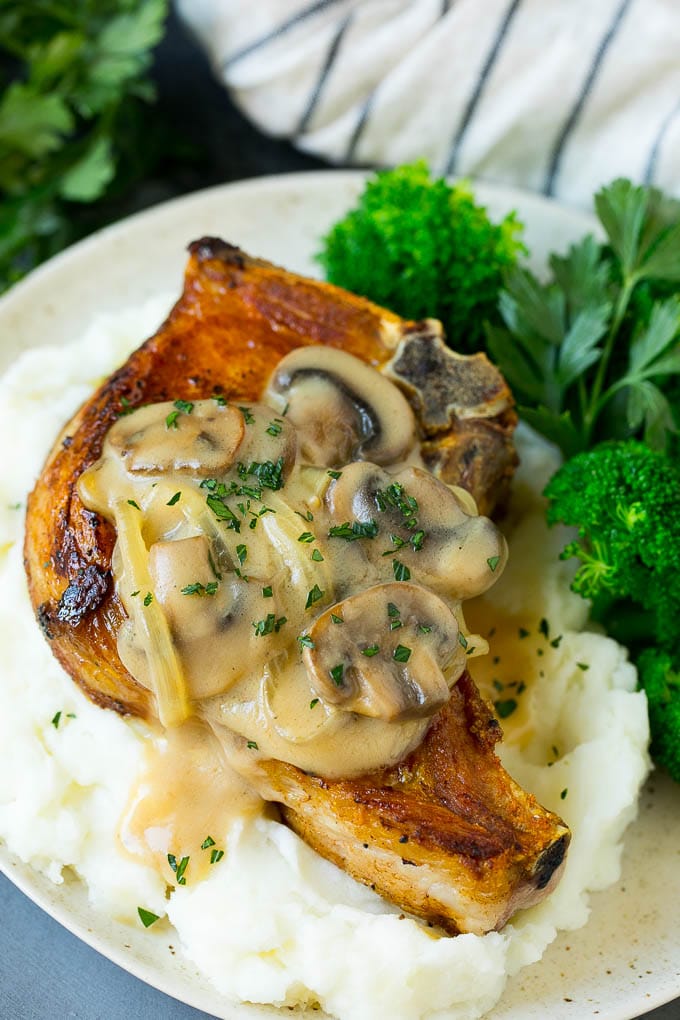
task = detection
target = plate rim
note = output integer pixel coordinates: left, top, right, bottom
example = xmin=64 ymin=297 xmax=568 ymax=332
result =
xmin=0 ymin=169 xmax=677 ymax=1020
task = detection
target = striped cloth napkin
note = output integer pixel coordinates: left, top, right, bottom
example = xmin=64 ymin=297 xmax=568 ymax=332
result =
xmin=178 ymin=0 xmax=680 ymax=209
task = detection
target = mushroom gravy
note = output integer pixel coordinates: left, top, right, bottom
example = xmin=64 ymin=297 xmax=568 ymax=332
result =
xmin=77 ymin=349 xmax=507 ymax=801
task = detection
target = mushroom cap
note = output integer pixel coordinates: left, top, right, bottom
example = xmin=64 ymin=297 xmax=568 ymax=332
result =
xmin=326 ymin=462 xmax=508 ymax=600
xmin=264 ymin=345 xmax=417 ymax=467
xmin=303 ymin=582 xmax=466 ymax=722
xmin=107 ymin=401 xmax=246 ymax=475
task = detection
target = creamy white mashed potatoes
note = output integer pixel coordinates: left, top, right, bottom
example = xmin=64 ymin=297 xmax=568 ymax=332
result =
xmin=0 ymin=304 xmax=650 ymax=1020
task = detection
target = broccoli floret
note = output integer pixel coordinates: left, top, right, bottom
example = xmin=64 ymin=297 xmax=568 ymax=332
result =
xmin=546 ymin=440 xmax=680 ymax=781
xmin=544 ymin=440 xmax=680 ymax=651
xmin=317 ymin=161 xmax=524 ymax=353
xmin=637 ymin=648 xmax=680 ymax=782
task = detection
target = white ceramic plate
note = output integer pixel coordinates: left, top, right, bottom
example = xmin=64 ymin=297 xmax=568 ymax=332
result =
xmin=0 ymin=172 xmax=678 ymax=1020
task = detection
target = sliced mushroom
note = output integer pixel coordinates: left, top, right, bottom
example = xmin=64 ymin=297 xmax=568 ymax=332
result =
xmin=303 ymin=583 xmax=466 ymax=722
xmin=106 ymin=400 xmax=246 ymax=475
xmin=116 ymin=533 xmax=275 ymax=702
xmin=326 ymin=462 xmax=508 ymax=600
xmin=263 ymin=346 xmax=417 ymax=467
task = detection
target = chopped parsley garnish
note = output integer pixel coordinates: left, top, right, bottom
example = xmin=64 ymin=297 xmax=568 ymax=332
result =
xmin=297 ymin=634 xmax=315 ymax=649
xmin=298 ymin=531 xmax=315 ymax=543
xmin=362 ymin=645 xmax=380 ymax=657
xmin=236 ymin=544 xmax=247 ymax=565
xmin=166 ymin=491 xmax=181 ymax=506
xmin=329 ymin=663 xmax=345 ymax=686
xmin=518 ymin=627 xmax=529 ymax=639
xmin=375 ymin=481 xmax=419 ymax=529
xmin=385 ymin=534 xmax=406 ymax=553
xmin=211 ymin=393 xmax=227 ymax=406
xmin=266 ymin=419 xmax=283 ymax=436
xmin=331 ymin=613 xmax=343 ymax=624
xmin=295 ymin=509 xmax=314 ymax=522
xmin=252 ymin=614 xmax=287 ymax=636
xmin=392 ymin=559 xmax=411 ymax=581
xmin=494 ymin=698 xmax=518 ymax=719
xmin=560 ymin=788 xmax=568 ymax=800
xmin=210 ymin=849 xmax=224 ymax=864
xmin=487 ymin=555 xmax=500 ymax=572
xmin=387 ymin=602 xmax=400 ymax=618
xmin=137 ymin=908 xmax=160 ymax=928
xmin=550 ymin=634 xmax=563 ymax=648
xmin=418 ymin=624 xmax=432 ymax=634
xmin=305 ymin=584 xmax=324 ymax=609
xmin=127 ymin=499 xmax=140 ymax=510
xmin=247 ymin=740 xmax=259 ymax=750
xmin=328 ymin=519 xmax=379 ymax=541
xmin=262 ymin=585 xmax=273 ymax=598
xmin=238 ymin=406 xmax=255 ymax=424
xmin=458 ymin=633 xmax=468 ymax=649
xmin=539 ymin=617 xmax=550 ymax=638
xmin=311 ymin=548 xmax=324 ymax=562
xmin=310 ymin=698 xmax=320 ymax=709
xmin=243 ymin=457 xmax=285 ymax=491
xmin=167 ymin=853 xmax=189 ymax=885
xmin=165 ymin=399 xmax=194 ymax=430
xmin=577 ymin=662 xmax=590 ymax=671
xmin=201 ymin=836 xmax=216 ymax=850
xmin=181 ymin=581 xmax=218 ymax=597
xmin=51 ymin=711 xmax=61 ymax=728
xmin=393 ymin=644 xmax=412 ymax=663
xmin=327 ymin=469 xmax=342 ymax=480
xmin=410 ymin=529 xmax=425 ymax=551
xmin=143 ymin=592 xmax=153 ymax=607
xmin=206 ymin=495 xmax=241 ymax=532
xmin=130 ymin=590 xmax=140 ymax=597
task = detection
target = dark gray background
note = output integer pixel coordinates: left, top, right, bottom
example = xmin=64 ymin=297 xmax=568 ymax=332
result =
xmin=0 ymin=10 xmax=677 ymax=1020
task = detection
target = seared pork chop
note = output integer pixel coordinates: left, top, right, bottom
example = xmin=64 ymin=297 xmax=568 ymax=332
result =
xmin=23 ymin=238 xmax=567 ymax=935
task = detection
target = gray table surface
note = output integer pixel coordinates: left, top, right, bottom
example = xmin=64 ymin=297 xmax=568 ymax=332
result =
xmin=1 ymin=11 xmax=678 ymax=1020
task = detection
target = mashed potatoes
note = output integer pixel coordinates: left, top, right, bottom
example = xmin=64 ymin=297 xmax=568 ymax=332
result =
xmin=0 ymin=302 xmax=650 ymax=1020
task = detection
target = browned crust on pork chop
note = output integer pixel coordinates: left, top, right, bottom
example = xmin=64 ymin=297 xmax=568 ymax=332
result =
xmin=259 ymin=672 xmax=569 ymax=935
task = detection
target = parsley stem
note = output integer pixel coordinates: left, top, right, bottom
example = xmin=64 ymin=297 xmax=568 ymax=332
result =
xmin=584 ymin=275 xmax=636 ymax=440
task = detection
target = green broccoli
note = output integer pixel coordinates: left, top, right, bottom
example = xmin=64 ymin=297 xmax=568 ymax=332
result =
xmin=637 ymin=649 xmax=680 ymax=782
xmin=317 ymin=161 xmax=524 ymax=353
xmin=545 ymin=440 xmax=680 ymax=779
xmin=544 ymin=440 xmax=680 ymax=650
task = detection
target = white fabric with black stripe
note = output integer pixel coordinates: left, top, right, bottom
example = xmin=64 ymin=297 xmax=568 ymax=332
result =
xmin=178 ymin=0 xmax=680 ymax=208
